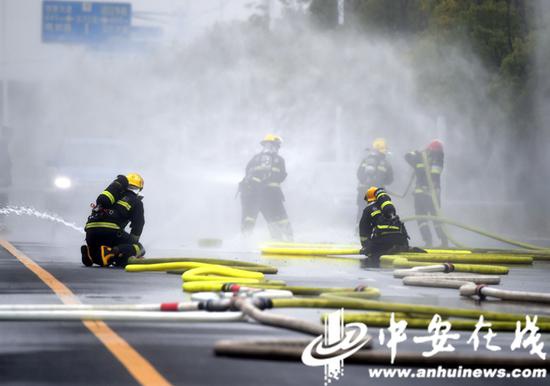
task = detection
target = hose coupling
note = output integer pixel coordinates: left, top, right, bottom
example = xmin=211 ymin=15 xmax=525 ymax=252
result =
xmin=222 ymin=283 xmax=241 ymax=293
xmin=253 ymin=297 xmax=273 ymax=310
xmin=202 ymin=299 xmax=235 ymax=312
xmin=474 ymin=284 xmax=487 ymax=300
xmin=443 ymin=263 xmax=455 ymax=273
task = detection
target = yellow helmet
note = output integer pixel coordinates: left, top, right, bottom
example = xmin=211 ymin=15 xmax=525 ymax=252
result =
xmin=365 ymin=186 xmax=378 ymax=202
xmin=372 ymin=138 xmax=387 ymax=154
xmin=261 ymin=134 xmax=283 ymax=145
xmin=126 ymin=173 xmax=144 ymax=190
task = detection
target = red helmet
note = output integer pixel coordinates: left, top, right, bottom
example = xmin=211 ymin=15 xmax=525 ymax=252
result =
xmin=427 ymin=139 xmax=443 ymax=152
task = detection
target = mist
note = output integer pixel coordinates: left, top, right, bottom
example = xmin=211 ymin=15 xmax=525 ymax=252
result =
xmin=2 ymin=0 xmax=547 ymax=249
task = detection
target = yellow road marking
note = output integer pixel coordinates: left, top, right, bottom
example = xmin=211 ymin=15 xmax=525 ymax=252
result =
xmin=0 ymin=240 xmax=172 ymax=386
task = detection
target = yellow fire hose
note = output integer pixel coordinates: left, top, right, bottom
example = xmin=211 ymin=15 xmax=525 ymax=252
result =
xmin=386 ymin=257 xmax=509 ymax=274
xmin=470 ymin=248 xmax=550 ymax=258
xmin=182 ymin=282 xmax=381 ymax=297
xmin=331 ymin=312 xmax=550 ymax=332
xmin=127 ymin=262 xmax=231 ymax=273
xmin=421 ymin=248 xmax=550 ymax=261
xmin=271 ymin=297 xmax=550 ymax=323
xmin=260 ymin=246 xmax=360 ymax=256
xmin=261 ymin=254 xmax=357 ymax=264
xmin=425 ymin=248 xmax=471 ymax=254
xmin=261 ymin=242 xmax=358 ymax=249
xmin=261 ymin=244 xmax=550 ymax=261
xmin=261 ymin=244 xmax=548 ymax=260
xmin=128 ymin=262 xmax=286 ymax=289
xmin=402 ymin=215 xmax=550 ymax=252
xmin=388 ymin=253 xmax=533 ymax=265
xmin=126 ymin=261 xmax=274 ymax=274
xmin=127 ymin=257 xmax=278 ymax=274
xmin=181 ymin=265 xmax=264 ymax=284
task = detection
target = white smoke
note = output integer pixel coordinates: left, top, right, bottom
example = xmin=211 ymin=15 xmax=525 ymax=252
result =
xmin=5 ymin=1 xmax=536 ymax=248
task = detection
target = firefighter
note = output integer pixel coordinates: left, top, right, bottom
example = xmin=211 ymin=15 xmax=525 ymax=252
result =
xmin=405 ymin=139 xmax=447 ymax=247
xmin=356 ymin=138 xmax=393 ymax=226
xmin=81 ymin=173 xmax=145 ymax=267
xmin=359 ymin=187 xmax=409 ymax=268
xmin=239 ymin=134 xmax=293 ymax=241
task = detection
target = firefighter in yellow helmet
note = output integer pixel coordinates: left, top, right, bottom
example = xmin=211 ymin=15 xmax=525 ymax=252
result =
xmin=238 ymin=134 xmax=293 ymax=241
xmin=356 ymin=138 xmax=393 ymax=228
xmin=81 ymin=173 xmax=146 ymax=267
xmin=359 ymin=186 xmax=409 ymax=268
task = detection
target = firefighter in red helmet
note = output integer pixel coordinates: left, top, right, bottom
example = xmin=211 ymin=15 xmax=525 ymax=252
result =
xmin=405 ymin=140 xmax=446 ymax=247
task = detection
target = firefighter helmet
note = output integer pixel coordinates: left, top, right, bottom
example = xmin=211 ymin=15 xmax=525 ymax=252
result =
xmin=372 ymin=138 xmax=387 ymax=154
xmin=365 ymin=186 xmax=378 ymax=202
xmin=427 ymin=139 xmax=443 ymax=152
xmin=261 ymin=134 xmax=283 ymax=145
xmin=126 ymin=173 xmax=144 ymax=190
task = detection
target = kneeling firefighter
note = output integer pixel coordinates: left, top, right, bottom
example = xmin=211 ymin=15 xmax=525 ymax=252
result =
xmin=359 ymin=187 xmax=409 ymax=267
xmin=81 ymin=173 xmax=145 ymax=267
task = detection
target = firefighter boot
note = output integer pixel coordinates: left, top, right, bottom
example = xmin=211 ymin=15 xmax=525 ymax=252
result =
xmin=435 ymin=226 xmax=449 ymax=248
xmin=418 ymin=221 xmax=432 ymax=248
xmin=100 ymin=245 xmax=115 ymax=267
xmin=81 ymin=245 xmax=93 ymax=267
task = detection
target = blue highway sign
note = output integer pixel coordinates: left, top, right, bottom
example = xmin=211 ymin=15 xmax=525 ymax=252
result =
xmin=42 ymin=1 xmax=132 ymax=43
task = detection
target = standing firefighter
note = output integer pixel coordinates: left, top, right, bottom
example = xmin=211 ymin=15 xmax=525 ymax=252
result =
xmin=356 ymin=138 xmax=393 ymax=226
xmin=359 ymin=187 xmax=409 ymax=268
xmin=239 ymin=134 xmax=293 ymax=241
xmin=405 ymin=140 xmax=447 ymax=247
xmin=81 ymin=173 xmax=146 ymax=267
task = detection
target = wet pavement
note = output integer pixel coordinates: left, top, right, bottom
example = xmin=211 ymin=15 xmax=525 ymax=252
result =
xmin=0 ymin=239 xmax=548 ymax=385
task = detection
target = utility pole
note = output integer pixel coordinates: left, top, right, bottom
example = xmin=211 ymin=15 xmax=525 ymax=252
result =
xmin=338 ymin=0 xmax=344 ymax=26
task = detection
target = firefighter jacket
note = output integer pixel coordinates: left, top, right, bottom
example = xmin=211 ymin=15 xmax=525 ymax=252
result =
xmin=405 ymin=150 xmax=444 ymax=195
xmin=357 ymin=149 xmax=393 ymax=191
xmin=359 ymin=190 xmax=407 ymax=248
xmin=241 ymin=151 xmax=287 ymax=197
xmin=85 ymin=188 xmax=145 ymax=238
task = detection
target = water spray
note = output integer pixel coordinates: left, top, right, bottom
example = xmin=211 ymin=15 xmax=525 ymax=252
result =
xmin=0 ymin=205 xmax=84 ymax=234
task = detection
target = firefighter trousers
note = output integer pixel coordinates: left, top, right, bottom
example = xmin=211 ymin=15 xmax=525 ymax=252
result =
xmin=413 ymin=192 xmax=447 ymax=247
xmin=241 ymin=188 xmax=293 ymax=241
xmin=85 ymin=227 xmax=145 ymax=267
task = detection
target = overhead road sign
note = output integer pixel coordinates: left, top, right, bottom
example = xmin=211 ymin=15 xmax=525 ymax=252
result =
xmin=42 ymin=1 xmax=132 ymax=44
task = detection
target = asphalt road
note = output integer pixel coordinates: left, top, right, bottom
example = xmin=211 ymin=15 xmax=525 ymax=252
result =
xmin=0 ymin=239 xmax=548 ymax=386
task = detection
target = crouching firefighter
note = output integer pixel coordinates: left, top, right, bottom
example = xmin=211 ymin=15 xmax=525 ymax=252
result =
xmin=359 ymin=187 xmax=409 ymax=268
xmin=81 ymin=173 xmax=146 ymax=267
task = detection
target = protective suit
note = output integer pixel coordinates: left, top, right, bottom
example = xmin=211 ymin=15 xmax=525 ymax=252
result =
xmin=240 ymin=135 xmax=293 ymax=241
xmin=81 ymin=174 xmax=145 ymax=267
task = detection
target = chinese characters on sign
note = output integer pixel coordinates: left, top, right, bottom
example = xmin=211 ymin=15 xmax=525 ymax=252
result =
xmin=379 ymin=313 xmax=546 ymax=363
xmin=42 ymin=1 xmax=132 ymax=44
